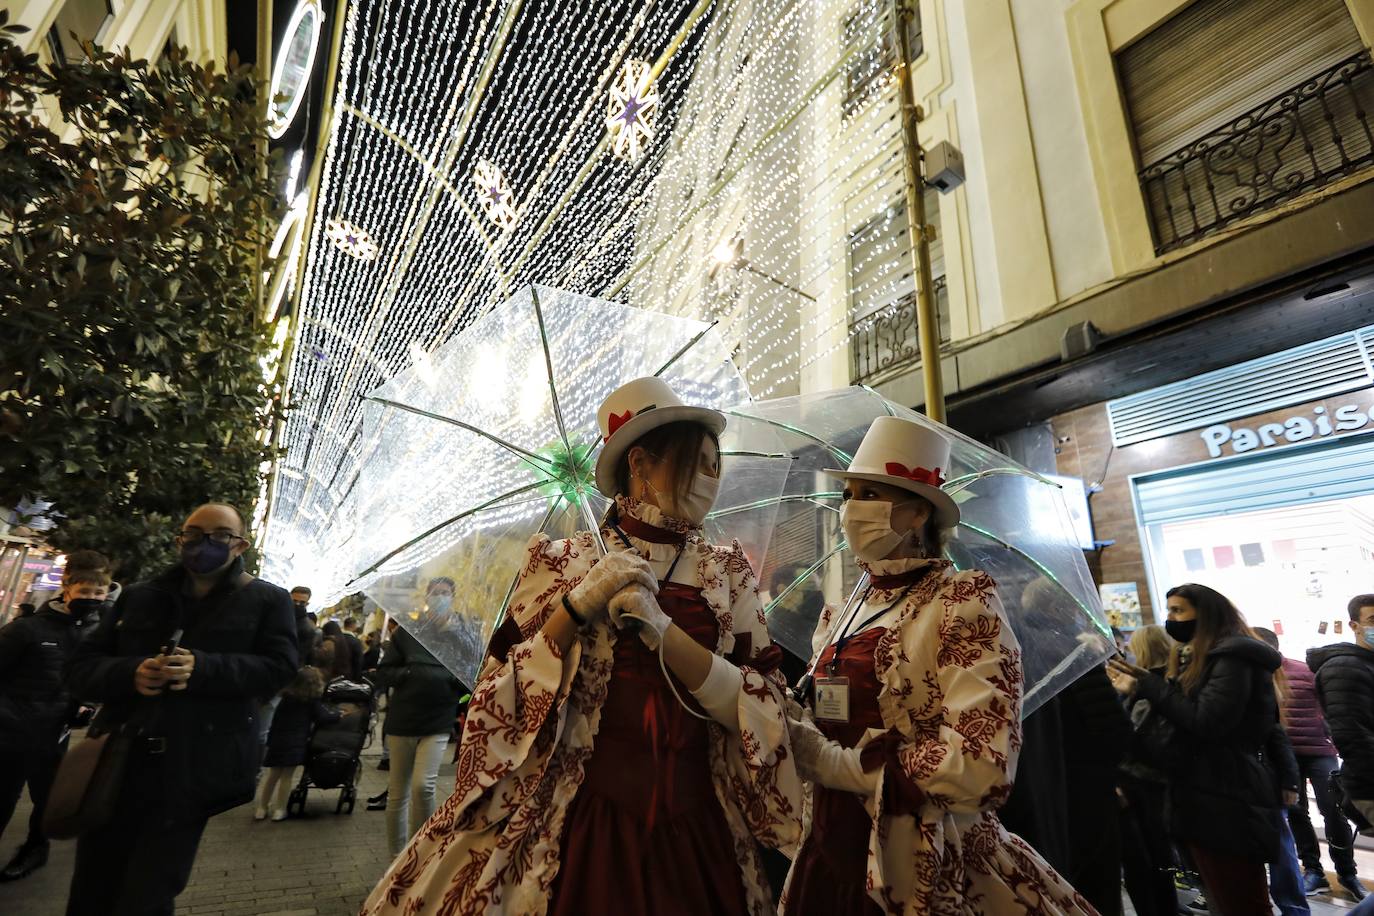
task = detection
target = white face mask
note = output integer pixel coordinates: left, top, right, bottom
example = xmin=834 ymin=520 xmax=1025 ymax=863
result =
xmin=667 ymin=471 xmax=720 ymax=527
xmin=841 ymin=498 xmax=916 ymax=562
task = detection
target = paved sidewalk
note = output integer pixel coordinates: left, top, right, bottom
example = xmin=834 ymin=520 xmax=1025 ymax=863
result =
xmin=5 ymin=741 xmax=1373 ymax=914
xmin=3 ymin=745 xmax=452 ymax=916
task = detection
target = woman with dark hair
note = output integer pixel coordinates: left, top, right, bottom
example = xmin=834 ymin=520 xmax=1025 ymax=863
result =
xmin=782 ymin=417 xmax=1094 ymax=914
xmin=1109 ymin=583 xmax=1286 ymax=915
xmin=363 ymin=378 xmax=799 ymax=916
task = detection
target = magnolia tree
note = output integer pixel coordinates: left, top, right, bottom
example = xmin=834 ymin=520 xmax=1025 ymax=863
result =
xmin=0 ymin=12 xmax=284 ymax=581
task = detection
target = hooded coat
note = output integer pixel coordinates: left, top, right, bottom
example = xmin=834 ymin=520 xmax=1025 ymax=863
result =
xmin=1309 ymin=641 xmax=1374 ymax=799
xmin=1133 ymin=634 xmax=1283 ymax=862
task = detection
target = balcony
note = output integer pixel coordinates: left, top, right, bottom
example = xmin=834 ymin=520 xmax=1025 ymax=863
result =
xmin=849 ymin=276 xmax=948 ymax=385
xmin=1139 ymin=52 xmax=1374 ymax=254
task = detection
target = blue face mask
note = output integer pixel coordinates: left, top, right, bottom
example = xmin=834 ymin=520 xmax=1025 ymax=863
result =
xmin=429 ymin=594 xmax=453 ymax=615
xmin=181 ymin=538 xmax=231 ymax=575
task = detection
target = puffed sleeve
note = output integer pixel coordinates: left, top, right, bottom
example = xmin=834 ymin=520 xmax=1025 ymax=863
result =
xmin=447 ymin=533 xmax=592 ymax=826
xmin=866 ymin=571 xmax=1022 ymax=815
xmin=713 ymin=542 xmax=803 ymax=849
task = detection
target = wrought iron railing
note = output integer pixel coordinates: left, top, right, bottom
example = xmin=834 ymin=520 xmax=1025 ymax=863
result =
xmin=1139 ymin=52 xmax=1374 ymax=254
xmin=849 ymin=276 xmax=948 ymax=385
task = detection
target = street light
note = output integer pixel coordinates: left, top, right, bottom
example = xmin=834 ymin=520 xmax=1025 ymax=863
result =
xmin=708 ymin=237 xmax=815 ymax=301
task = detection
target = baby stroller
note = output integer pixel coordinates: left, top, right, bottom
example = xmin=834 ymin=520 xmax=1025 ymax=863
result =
xmin=286 ymin=677 xmax=375 ymax=816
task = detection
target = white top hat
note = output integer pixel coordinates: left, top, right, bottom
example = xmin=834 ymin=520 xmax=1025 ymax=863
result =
xmin=823 ymin=416 xmax=960 ymax=528
xmin=594 ymin=377 xmax=726 ymax=497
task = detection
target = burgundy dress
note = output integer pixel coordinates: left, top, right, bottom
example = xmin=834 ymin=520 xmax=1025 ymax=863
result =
xmin=784 ymin=626 xmax=889 ymax=916
xmin=549 ymin=581 xmax=751 ymax=916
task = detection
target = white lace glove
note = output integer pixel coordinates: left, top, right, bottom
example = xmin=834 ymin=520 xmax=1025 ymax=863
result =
xmin=787 ymin=712 xmax=879 ymax=794
xmin=608 ymin=582 xmax=673 ymax=650
xmin=567 ymin=551 xmax=657 ymax=627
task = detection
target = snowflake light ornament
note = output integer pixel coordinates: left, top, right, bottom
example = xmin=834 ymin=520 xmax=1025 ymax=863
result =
xmin=325 ymin=217 xmax=379 ymax=261
xmin=607 ymin=60 xmax=659 ymax=162
xmin=473 ymin=159 xmax=517 ymax=228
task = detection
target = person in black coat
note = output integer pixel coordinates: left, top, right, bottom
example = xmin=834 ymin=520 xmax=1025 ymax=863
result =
xmin=254 ymin=649 xmax=340 ymax=821
xmin=1310 ymin=594 xmax=1374 ymax=835
xmin=1109 ymin=583 xmax=1284 ymax=915
xmin=64 ymin=503 xmax=297 ymax=916
xmin=369 ymin=606 xmax=461 ymax=858
xmin=0 ymin=565 xmax=108 ymax=882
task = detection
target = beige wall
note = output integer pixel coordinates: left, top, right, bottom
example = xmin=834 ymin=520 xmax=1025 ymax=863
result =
xmin=862 ymin=0 xmax=1374 ymax=408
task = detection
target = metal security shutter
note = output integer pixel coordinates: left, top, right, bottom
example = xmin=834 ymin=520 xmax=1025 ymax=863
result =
xmin=1135 ymin=433 xmax=1374 ymax=526
xmin=1106 ymin=325 xmax=1374 ymax=446
xmin=1118 ymin=0 xmax=1365 ymax=166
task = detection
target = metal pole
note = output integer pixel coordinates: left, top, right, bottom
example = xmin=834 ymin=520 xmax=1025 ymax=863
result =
xmin=890 ymin=0 xmax=946 ymax=423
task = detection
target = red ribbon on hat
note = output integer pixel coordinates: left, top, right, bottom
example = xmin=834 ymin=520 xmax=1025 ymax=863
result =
xmin=885 ymin=462 xmax=945 ymax=486
xmin=605 ymin=410 xmax=634 ymax=442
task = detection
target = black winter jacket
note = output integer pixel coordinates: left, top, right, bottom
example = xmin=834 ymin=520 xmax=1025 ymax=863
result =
xmin=370 ymin=628 xmax=461 ymax=737
xmin=1135 ymin=635 xmax=1283 ymax=862
xmin=1309 ymin=642 xmax=1374 ymax=799
xmin=67 ymin=559 xmax=298 ymax=819
xmin=0 ymin=601 xmax=100 ymax=743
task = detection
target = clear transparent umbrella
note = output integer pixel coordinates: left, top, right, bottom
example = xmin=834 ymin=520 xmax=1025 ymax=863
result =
xmin=717 ymin=386 xmax=1113 ymax=716
xmin=346 ymin=285 xmax=787 ymax=687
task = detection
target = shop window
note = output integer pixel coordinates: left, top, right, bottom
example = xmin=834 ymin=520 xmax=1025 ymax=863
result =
xmin=1183 ymin=548 xmax=1205 ymax=572
xmin=1212 ymin=545 xmax=1236 ymax=568
xmin=1240 ymin=542 xmax=1265 ymax=567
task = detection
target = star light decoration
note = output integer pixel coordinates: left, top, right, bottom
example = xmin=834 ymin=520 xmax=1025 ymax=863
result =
xmin=325 ymin=217 xmax=380 ymax=261
xmin=473 ymin=159 xmax=517 ymax=228
xmin=607 ymin=60 xmax=660 ymax=162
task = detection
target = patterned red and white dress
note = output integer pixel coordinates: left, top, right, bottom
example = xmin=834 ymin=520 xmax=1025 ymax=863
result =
xmin=362 ymin=498 xmax=801 ymax=916
xmin=782 ymin=558 xmax=1098 ymax=916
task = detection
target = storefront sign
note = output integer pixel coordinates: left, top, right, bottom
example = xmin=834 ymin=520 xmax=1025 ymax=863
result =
xmin=1200 ymin=401 xmax=1374 ymax=458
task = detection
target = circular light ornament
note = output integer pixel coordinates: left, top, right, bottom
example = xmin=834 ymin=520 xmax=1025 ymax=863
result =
xmin=267 ymin=1 xmax=324 ymax=139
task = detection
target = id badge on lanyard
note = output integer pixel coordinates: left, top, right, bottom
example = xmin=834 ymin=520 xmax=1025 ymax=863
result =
xmin=814 ymin=676 xmax=850 ymax=723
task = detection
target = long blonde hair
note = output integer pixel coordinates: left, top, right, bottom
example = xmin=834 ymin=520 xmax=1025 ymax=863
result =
xmin=1129 ymin=624 xmax=1172 ymax=671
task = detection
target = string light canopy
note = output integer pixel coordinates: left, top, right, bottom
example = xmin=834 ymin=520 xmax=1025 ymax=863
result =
xmin=263 ymin=0 xmax=927 ymax=601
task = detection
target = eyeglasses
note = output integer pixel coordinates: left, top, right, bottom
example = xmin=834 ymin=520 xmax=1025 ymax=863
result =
xmin=178 ymin=529 xmax=246 ymax=546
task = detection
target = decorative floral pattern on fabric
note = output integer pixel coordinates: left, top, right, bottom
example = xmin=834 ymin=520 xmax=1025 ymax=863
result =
xmin=783 ymin=565 xmax=1098 ymax=916
xmin=361 ymin=527 xmax=801 ymax=916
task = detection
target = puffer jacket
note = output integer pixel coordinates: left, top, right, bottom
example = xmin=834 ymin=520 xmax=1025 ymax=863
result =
xmin=1280 ymin=655 xmax=1335 ymax=757
xmin=1310 ymin=642 xmax=1374 ymax=800
xmin=1135 ymin=634 xmax=1284 ymax=862
xmin=0 ymin=600 xmax=100 ymax=744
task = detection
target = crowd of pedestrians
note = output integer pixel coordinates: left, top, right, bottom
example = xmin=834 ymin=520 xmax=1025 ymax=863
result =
xmin=1 ymin=385 xmax=1371 ymax=916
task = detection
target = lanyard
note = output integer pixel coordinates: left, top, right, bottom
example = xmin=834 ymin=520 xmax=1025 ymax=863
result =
xmin=611 ymin=524 xmax=687 ymax=582
xmin=828 ymin=585 xmax=911 ymax=675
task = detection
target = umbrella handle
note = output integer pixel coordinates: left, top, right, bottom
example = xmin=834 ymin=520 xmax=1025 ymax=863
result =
xmin=794 ymin=573 xmax=871 ymax=700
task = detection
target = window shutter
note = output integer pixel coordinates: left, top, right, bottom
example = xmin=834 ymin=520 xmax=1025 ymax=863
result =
xmin=1118 ymin=0 xmax=1365 ymax=166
